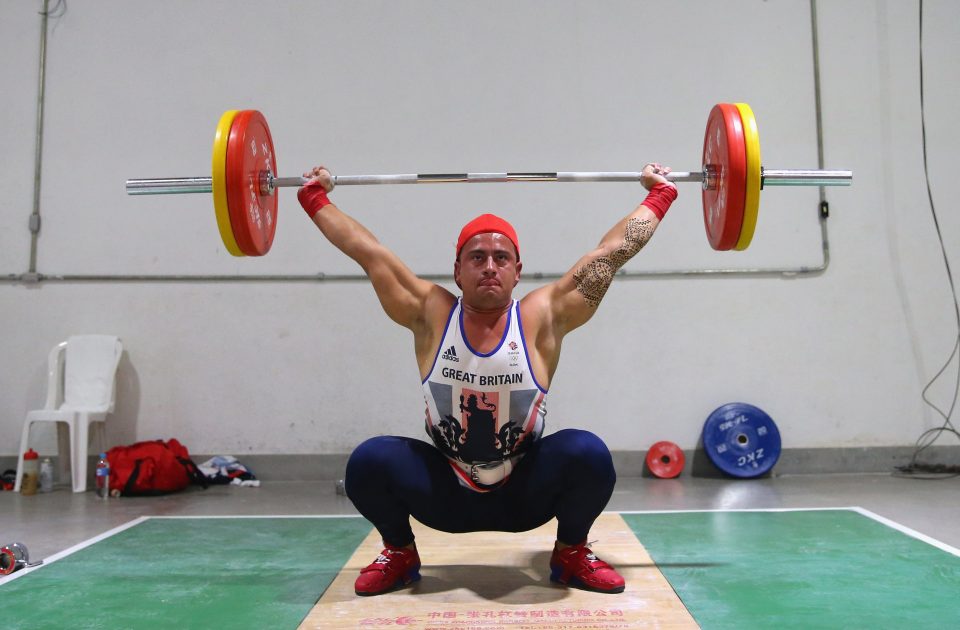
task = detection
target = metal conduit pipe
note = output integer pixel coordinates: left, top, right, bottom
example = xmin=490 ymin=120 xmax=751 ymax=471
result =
xmin=2 ymin=0 xmax=831 ymax=285
xmin=2 ymin=265 xmax=825 ymax=285
xmin=26 ymin=0 xmax=51 ymax=277
xmin=810 ymin=0 xmax=832 ymax=272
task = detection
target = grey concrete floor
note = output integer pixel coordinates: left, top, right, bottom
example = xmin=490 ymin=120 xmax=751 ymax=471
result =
xmin=2 ymin=474 xmax=958 ymax=565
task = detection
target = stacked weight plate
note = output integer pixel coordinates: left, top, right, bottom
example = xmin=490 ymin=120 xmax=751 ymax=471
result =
xmin=212 ymin=110 xmax=279 ymax=256
xmin=701 ymin=103 xmax=762 ymax=251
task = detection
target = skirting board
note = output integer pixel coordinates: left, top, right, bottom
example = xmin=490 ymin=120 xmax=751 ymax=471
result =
xmin=3 ymin=446 xmax=956 ymax=484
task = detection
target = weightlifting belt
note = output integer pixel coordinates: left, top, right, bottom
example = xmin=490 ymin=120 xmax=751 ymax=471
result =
xmin=447 ymin=453 xmax=525 ymax=490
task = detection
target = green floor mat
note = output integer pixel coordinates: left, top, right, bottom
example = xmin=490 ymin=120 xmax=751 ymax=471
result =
xmin=622 ymin=509 xmax=960 ymax=629
xmin=7 ymin=510 xmax=958 ymax=629
xmin=1 ymin=516 xmax=372 ymax=630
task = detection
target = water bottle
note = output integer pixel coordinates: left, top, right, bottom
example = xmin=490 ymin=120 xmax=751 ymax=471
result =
xmin=39 ymin=458 xmax=53 ymax=493
xmin=95 ymin=453 xmax=110 ymax=499
xmin=20 ymin=449 xmax=39 ymax=496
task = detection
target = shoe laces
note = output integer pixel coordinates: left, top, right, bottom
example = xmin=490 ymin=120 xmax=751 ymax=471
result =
xmin=363 ymin=548 xmax=411 ymax=573
xmin=582 ymin=552 xmax=613 ymax=572
xmin=567 ymin=543 xmax=611 ymax=572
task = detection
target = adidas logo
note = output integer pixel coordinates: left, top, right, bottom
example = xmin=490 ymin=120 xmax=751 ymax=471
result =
xmin=441 ymin=345 xmax=459 ymax=362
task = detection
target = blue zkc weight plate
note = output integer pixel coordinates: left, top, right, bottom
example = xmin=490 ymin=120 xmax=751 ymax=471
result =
xmin=703 ymin=402 xmax=781 ymax=478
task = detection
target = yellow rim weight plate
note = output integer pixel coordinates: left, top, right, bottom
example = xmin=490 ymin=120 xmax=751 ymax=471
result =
xmin=734 ymin=103 xmax=761 ymax=251
xmin=212 ymin=110 xmax=244 ymax=257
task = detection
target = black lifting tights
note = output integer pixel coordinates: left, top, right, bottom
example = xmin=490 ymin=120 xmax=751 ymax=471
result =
xmin=344 ymin=428 xmax=617 ymax=548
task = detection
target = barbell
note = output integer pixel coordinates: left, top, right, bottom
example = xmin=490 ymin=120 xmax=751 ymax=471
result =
xmin=126 ymin=103 xmax=852 ymax=256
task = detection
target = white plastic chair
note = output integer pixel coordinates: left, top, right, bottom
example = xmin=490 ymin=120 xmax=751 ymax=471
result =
xmin=15 ymin=335 xmax=123 ymax=493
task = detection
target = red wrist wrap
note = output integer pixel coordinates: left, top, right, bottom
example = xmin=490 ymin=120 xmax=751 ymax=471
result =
xmin=641 ymin=183 xmax=678 ymax=220
xmin=297 ymin=182 xmax=332 ymax=219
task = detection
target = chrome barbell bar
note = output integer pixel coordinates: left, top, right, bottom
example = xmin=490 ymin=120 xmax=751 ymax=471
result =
xmin=126 ymin=168 xmax=852 ymax=196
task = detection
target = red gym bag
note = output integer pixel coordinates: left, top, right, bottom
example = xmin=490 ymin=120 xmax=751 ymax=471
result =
xmin=105 ymin=439 xmax=206 ymax=496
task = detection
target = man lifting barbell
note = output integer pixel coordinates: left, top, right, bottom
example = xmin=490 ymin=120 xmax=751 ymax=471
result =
xmin=296 ymin=161 xmax=677 ymax=596
xmin=123 ymin=103 xmax=851 ymax=593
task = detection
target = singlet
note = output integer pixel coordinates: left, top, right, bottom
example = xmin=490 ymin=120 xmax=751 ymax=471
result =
xmin=422 ymin=298 xmax=547 ymax=489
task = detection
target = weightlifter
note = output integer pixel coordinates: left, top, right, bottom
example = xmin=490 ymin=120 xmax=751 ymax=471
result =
xmin=297 ymin=163 xmax=677 ymax=596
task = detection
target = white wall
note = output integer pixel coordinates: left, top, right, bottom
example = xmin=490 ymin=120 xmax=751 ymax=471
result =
xmin=2 ymin=1 xmax=958 ymax=457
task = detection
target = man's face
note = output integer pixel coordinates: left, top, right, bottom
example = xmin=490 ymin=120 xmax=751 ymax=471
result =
xmin=454 ymin=233 xmax=522 ymax=309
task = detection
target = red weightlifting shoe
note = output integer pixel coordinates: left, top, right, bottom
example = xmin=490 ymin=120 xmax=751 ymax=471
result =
xmin=354 ymin=543 xmax=421 ymax=596
xmin=550 ymin=542 xmax=625 ymax=594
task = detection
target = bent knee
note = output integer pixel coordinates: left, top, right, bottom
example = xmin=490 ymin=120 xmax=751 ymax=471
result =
xmin=347 ymin=436 xmax=404 ymax=471
xmin=551 ymin=429 xmax=614 ymax=478
xmin=554 ymin=428 xmax=611 ymax=459
xmin=344 ymin=436 xmax=406 ymax=499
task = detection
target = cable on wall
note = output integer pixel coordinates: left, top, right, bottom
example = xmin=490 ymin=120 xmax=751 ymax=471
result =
xmin=895 ymin=0 xmax=960 ymax=480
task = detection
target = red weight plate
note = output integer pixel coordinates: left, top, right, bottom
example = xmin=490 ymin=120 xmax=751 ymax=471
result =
xmin=225 ymin=110 xmax=279 ymax=256
xmin=0 ymin=547 xmax=16 ymax=575
xmin=645 ymin=441 xmax=685 ymax=479
xmin=701 ymin=104 xmax=747 ymax=251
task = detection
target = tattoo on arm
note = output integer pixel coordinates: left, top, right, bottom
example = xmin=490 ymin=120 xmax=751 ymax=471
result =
xmin=573 ymin=217 xmax=655 ymax=308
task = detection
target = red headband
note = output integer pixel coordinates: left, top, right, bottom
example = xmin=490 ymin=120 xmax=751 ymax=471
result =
xmin=456 ymin=214 xmax=520 ymax=260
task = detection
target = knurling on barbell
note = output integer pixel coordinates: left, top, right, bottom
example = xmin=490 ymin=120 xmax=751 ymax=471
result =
xmin=126 ymin=103 xmax=853 ymax=257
